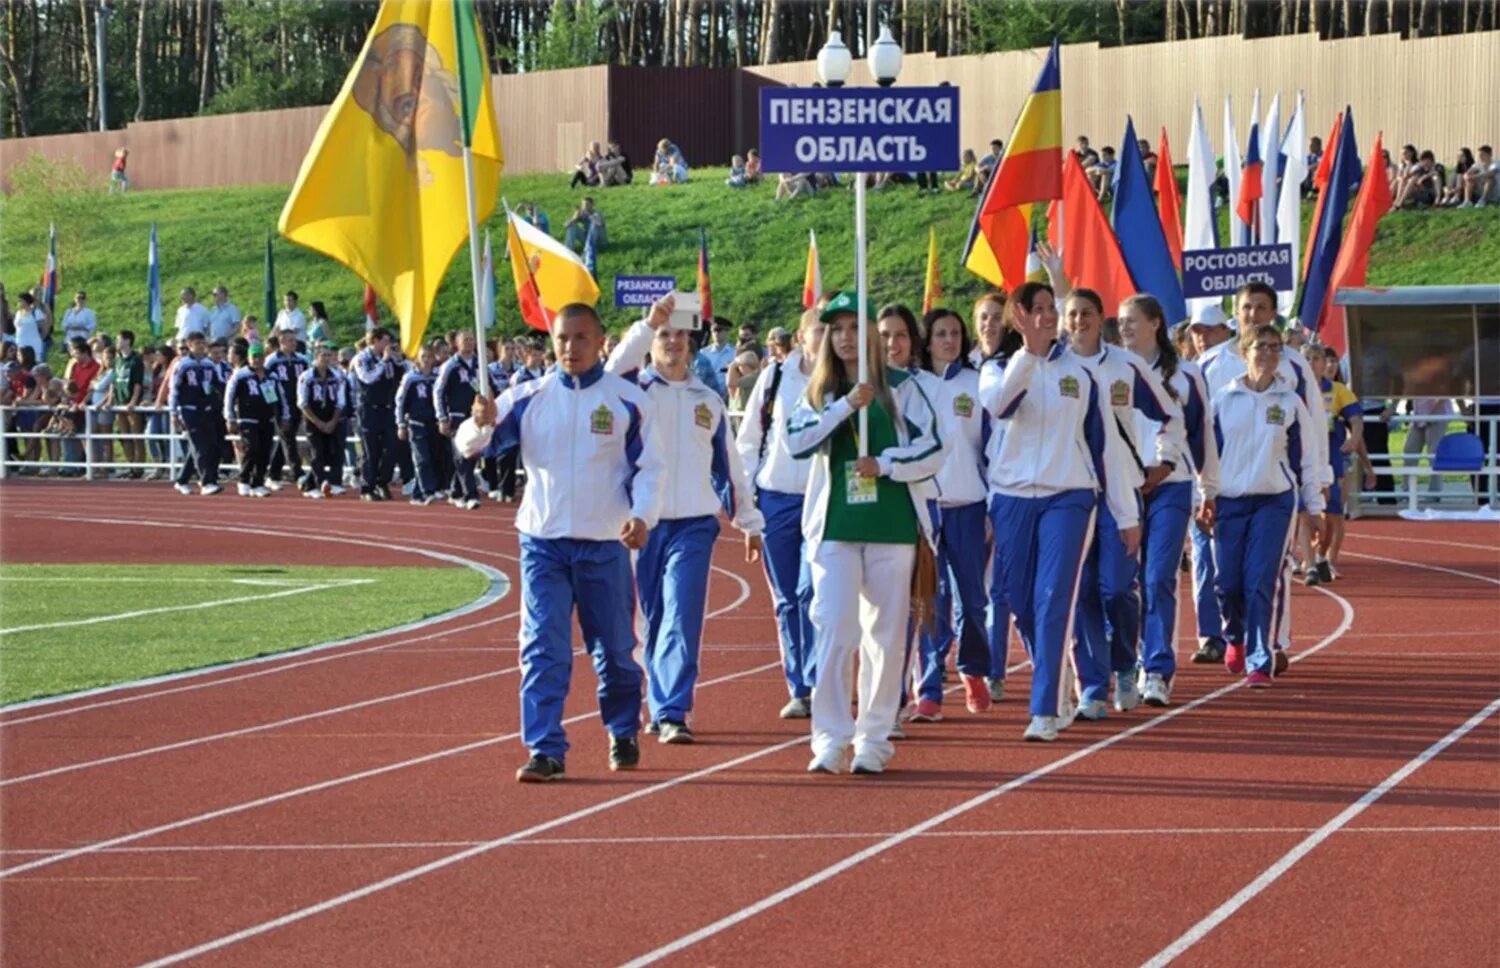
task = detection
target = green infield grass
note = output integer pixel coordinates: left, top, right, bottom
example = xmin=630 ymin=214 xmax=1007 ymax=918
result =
xmin=0 ymin=562 xmax=490 ymax=704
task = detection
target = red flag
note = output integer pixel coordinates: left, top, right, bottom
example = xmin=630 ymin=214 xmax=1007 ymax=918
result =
xmin=1321 ymin=132 xmax=1392 ymax=357
xmin=697 ymin=227 xmax=714 ymax=322
xmin=1056 ymin=153 xmax=1136 ymax=313
xmin=363 ymin=283 xmax=379 ymax=328
xmin=1303 ymin=112 xmax=1343 ymax=279
xmin=1154 ymin=127 xmax=1184 ymax=270
xmin=1235 ymin=122 xmax=1264 ymax=233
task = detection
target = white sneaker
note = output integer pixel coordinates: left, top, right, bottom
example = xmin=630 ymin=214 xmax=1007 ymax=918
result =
xmin=1114 ymin=671 xmax=1142 ymax=712
xmin=1142 ymin=672 xmax=1171 ymax=707
xmin=329 ymin=485 xmax=346 ymax=496
xmin=487 ymin=490 xmax=503 ymax=502
xmin=236 ymin=483 xmax=251 ymax=496
xmin=464 ymin=498 xmax=481 ymax=510
xmin=807 ymin=747 xmax=848 ymax=774
xmin=173 ymin=483 xmax=193 ymax=495
xmin=449 ymin=496 xmax=464 ymax=507
xmin=265 ymin=480 xmax=284 ymax=491
xmin=200 ymin=484 xmax=222 ymax=496
xmin=402 ymin=481 xmax=415 ymax=496
xmin=850 ymin=751 xmax=886 ymax=775
xmin=1076 ymin=698 xmax=1108 ymax=721
xmin=251 ymin=486 xmax=270 ymax=498
xmin=1023 ymin=716 xmax=1059 ymax=742
xmin=305 ymin=488 xmax=324 ymax=499
xmin=887 ymin=719 xmax=908 ymax=740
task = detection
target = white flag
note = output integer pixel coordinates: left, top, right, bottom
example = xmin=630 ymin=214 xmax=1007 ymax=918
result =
xmin=1276 ymin=92 xmax=1310 ymax=316
xmin=1185 ymin=98 xmax=1218 ymax=319
xmin=1224 ymin=95 xmax=1248 ymax=247
xmin=479 ymin=229 xmax=495 ymax=330
xmin=1260 ymin=92 xmax=1282 ymax=246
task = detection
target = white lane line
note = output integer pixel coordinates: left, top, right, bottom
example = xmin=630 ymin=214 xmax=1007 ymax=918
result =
xmin=1140 ymin=694 xmax=1500 ymax=968
xmin=10 ymin=825 xmax=1497 ymax=855
xmin=1337 ymin=549 xmax=1500 ymax=586
xmin=1347 ymin=532 xmax=1500 ymax=553
xmin=0 ymin=576 xmax=366 ymax=585
xmin=615 ymin=587 xmax=1357 ymax=968
xmin=0 ymin=617 xmax=527 ymax=787
xmin=134 ymin=734 xmax=808 ymax=968
xmin=0 ymin=658 xmax=785 ymax=881
xmin=0 ymin=582 xmax=367 ymax=635
xmin=3 ymin=553 xmax=753 ymax=781
xmin=0 ymin=514 xmax=511 ymax=718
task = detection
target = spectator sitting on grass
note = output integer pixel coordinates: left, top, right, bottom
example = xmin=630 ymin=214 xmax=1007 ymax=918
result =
xmin=726 ymin=154 xmax=749 ymax=187
xmin=1087 ymin=146 xmax=1117 ymax=200
xmin=775 ymin=172 xmax=815 ymax=200
xmin=596 ymin=142 xmax=632 ymax=186
xmin=745 ymin=149 xmax=763 ymax=184
xmin=563 ymin=197 xmax=607 ymax=251
xmin=1138 ymin=137 xmax=1158 ymax=183
xmin=946 ymin=149 xmax=978 ymax=193
xmin=1074 ymin=135 xmax=1100 ymax=168
xmin=1302 ymin=136 xmax=1324 ymax=197
xmin=570 ymin=141 xmax=603 ymax=189
xmin=1395 ymin=150 xmax=1443 ymax=209
xmin=1390 ymin=144 xmax=1419 ymax=196
xmin=1460 ymin=144 xmax=1498 ymax=208
xmin=523 ymin=202 xmax=551 ymax=235
xmin=1436 ymin=148 xmax=1475 ymax=207
xmin=650 ymin=139 xmax=689 ymax=185
xmin=976 ymin=139 xmax=1004 ymax=188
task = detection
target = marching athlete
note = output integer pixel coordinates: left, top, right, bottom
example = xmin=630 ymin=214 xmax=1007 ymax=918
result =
xmin=979 ymin=282 xmax=1139 ymax=742
xmin=264 ymin=330 xmax=309 ymax=488
xmin=468 ymin=304 xmax=666 ymax=782
xmin=168 ymin=330 xmax=223 ymax=496
xmin=297 ymin=344 xmax=347 ymax=498
xmin=436 ymin=331 xmax=482 ymax=510
xmin=1209 ymin=323 xmax=1325 ymax=686
xmin=396 ymin=344 xmax=442 ymax=506
xmin=223 ymin=342 xmax=288 ymax=497
xmin=735 ymin=307 xmax=827 ymax=719
xmin=352 ymin=327 xmax=404 ymax=501
xmin=787 ymin=291 xmax=944 ymax=775
xmin=607 ymin=296 xmax=765 ymax=743
xmin=1117 ymin=294 xmax=1219 ymax=706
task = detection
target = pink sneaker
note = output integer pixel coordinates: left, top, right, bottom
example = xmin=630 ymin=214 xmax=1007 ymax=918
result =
xmin=1246 ymin=670 xmax=1273 ymax=689
xmin=909 ymin=698 xmax=944 ymax=722
xmin=962 ymin=674 xmax=991 ymax=713
xmin=1224 ymin=642 xmax=1246 ymax=675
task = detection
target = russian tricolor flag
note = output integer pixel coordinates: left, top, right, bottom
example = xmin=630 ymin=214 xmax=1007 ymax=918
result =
xmin=1236 ymin=122 xmax=1264 ymax=240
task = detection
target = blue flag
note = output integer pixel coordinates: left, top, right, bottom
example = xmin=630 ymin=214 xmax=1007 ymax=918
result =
xmin=146 ymin=223 xmax=162 ymax=337
xmin=1111 ymin=117 xmax=1187 ymax=324
xmin=1297 ymin=108 xmax=1359 ymax=332
xmin=582 ymin=222 xmax=599 ymax=282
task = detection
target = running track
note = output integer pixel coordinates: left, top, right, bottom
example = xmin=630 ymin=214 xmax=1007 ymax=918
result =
xmin=1 ymin=481 xmax=1496 ymax=967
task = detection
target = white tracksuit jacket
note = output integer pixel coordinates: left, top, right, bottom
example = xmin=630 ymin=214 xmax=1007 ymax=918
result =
xmin=734 ymin=348 xmax=814 ymax=498
xmin=928 ymin=361 xmax=991 ymax=508
xmin=1211 ymin=373 xmax=1326 ymax=513
xmin=1127 ymin=357 xmax=1222 ymax=500
xmin=1069 ymin=344 xmax=1187 ymax=492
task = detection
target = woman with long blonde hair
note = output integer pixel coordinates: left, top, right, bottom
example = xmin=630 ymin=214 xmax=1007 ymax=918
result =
xmin=787 ymin=292 xmax=944 ymax=775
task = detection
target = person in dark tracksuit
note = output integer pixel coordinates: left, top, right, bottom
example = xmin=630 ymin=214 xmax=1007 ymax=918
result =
xmin=224 ymin=342 xmax=289 ymax=497
xmin=297 ymin=344 xmax=347 ymax=498
xmin=435 ymin=330 xmax=482 ymax=509
xmin=482 ymin=344 xmax=516 ymax=500
xmin=264 ymin=330 xmax=309 ymax=488
xmin=168 ymin=330 xmax=223 ymax=496
xmin=208 ymin=338 xmax=233 ymax=475
xmin=396 ymin=344 xmax=441 ymax=506
xmin=352 ymin=327 xmax=404 ymax=501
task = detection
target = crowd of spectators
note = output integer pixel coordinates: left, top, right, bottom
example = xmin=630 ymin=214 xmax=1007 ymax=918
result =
xmin=1389 ymin=143 xmax=1498 ymax=209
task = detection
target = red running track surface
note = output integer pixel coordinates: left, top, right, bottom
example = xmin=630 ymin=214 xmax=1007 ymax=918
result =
xmin=0 ymin=480 xmax=1496 ymax=967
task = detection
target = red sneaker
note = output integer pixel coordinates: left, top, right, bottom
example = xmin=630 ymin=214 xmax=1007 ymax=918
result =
xmin=962 ymin=674 xmax=991 ymax=713
xmin=1246 ymin=671 xmax=1273 ymax=689
xmin=1224 ymin=642 xmax=1246 ymax=675
xmin=909 ymin=698 xmax=943 ymax=722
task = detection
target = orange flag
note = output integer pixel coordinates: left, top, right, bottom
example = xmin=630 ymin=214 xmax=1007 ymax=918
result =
xmin=802 ymin=229 xmax=821 ymax=309
xmin=1303 ymin=111 xmax=1344 ymax=280
xmin=1154 ymin=127 xmax=1184 ymax=270
xmin=1053 ymin=152 xmax=1136 ymax=314
xmin=1322 ymin=132 xmax=1393 ymax=357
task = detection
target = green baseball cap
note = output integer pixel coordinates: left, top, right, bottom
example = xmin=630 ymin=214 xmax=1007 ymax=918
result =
xmin=819 ymin=290 xmax=877 ymax=323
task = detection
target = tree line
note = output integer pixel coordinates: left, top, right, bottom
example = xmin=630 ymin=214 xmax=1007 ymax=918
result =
xmin=2 ymin=0 xmax=1495 ymax=139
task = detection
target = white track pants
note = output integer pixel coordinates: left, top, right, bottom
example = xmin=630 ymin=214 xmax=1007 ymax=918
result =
xmin=808 ymin=540 xmax=916 ymax=768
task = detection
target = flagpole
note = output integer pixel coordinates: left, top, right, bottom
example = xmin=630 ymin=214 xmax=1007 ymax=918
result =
xmin=854 ymin=173 xmax=869 ymax=457
xmin=455 ymin=5 xmax=490 ymax=400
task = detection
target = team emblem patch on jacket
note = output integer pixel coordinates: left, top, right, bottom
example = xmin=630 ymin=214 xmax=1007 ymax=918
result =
xmin=1059 ymin=375 xmax=1080 ymax=399
xmin=953 ymin=393 xmax=974 ymax=418
xmin=1110 ymin=379 xmax=1131 ymax=407
xmin=694 ymin=402 xmax=713 ymax=430
xmin=591 ymin=404 xmax=615 ymax=435
xmin=1265 ymin=404 xmax=1285 ymax=426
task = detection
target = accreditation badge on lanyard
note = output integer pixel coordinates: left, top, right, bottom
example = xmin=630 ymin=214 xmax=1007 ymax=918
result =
xmin=844 ymin=425 xmax=877 ymax=504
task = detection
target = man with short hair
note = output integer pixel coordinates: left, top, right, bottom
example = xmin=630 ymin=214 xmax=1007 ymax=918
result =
xmin=167 ymin=330 xmax=223 ymax=496
xmin=173 ymin=288 xmax=210 ymax=342
xmin=435 ymin=330 xmax=482 ymax=509
xmin=698 ymin=317 xmax=736 ymax=398
xmin=469 ymin=304 xmax=665 ymax=781
xmin=274 ymin=290 xmax=308 ymax=347
xmin=298 ymin=343 xmax=347 ymax=498
xmin=62 ymin=291 xmax=97 ymax=345
xmin=264 ymin=330 xmax=310 ymax=487
xmin=396 ymin=344 xmax=442 ymax=505
xmin=351 ymin=326 xmax=404 ymax=500
xmin=207 ymin=286 xmax=243 ymax=343
xmin=113 ymin=329 xmax=148 ymax=478
xmin=1461 ymin=144 xmax=1498 ymax=207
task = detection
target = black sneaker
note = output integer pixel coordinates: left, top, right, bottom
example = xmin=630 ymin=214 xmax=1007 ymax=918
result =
xmin=659 ymin=721 xmax=695 ymax=745
xmin=1273 ymin=650 xmax=1289 ymax=676
xmin=609 ymin=734 xmax=640 ymax=771
xmin=1192 ymin=637 xmax=1226 ymax=664
xmin=643 ymin=720 xmax=660 ymax=735
xmin=377 ymin=484 xmax=392 ymax=501
xmin=1315 ymin=560 xmax=1334 ymax=583
xmin=1303 ymin=569 xmax=1321 ymax=587
xmin=515 ymin=754 xmax=565 ymax=783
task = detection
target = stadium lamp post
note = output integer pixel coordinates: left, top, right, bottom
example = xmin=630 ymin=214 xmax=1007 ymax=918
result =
xmin=95 ymin=1 xmax=114 ymax=132
xmin=816 ymin=26 xmax=902 ymax=455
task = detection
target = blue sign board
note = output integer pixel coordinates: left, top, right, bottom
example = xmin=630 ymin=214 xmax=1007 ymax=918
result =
xmin=759 ymin=87 xmax=959 ymax=174
xmin=1182 ymin=244 xmax=1295 ymax=299
xmin=614 ymin=275 xmax=676 ymax=308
